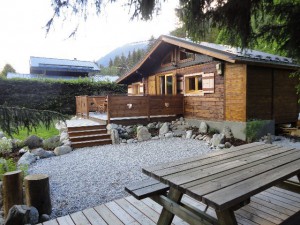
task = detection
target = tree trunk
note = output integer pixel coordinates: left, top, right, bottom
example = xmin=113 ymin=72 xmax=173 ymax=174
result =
xmin=3 ymin=170 xmax=23 ymax=218
xmin=24 ymin=174 xmax=52 ymax=215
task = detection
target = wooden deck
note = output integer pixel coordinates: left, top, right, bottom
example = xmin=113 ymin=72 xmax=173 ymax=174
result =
xmin=39 ymin=186 xmax=300 ymax=225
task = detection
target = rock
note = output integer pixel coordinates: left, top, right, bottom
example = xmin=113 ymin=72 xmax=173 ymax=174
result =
xmin=264 ymin=133 xmax=273 ymax=144
xmin=127 ymin=139 xmax=134 ymax=144
xmin=191 ymin=134 xmax=196 ymax=139
xmin=59 ymin=131 xmax=69 ymax=143
xmin=43 ymin=136 xmax=61 ymax=150
xmin=4 ymin=205 xmax=35 ymax=225
xmin=159 ymin=123 xmax=169 ymax=136
xmin=111 ymin=129 xmax=120 ymax=144
xmin=106 ymin=123 xmax=118 ymax=134
xmin=179 ymin=117 xmax=184 ymax=122
xmin=225 ymin=142 xmax=232 ymax=148
xmin=199 ymin=122 xmax=208 ymax=134
xmin=39 ymin=214 xmax=50 ymax=223
xmin=151 ymin=136 xmax=159 ymax=140
xmin=121 ymin=139 xmax=127 ymax=143
xmin=147 ymin=123 xmax=156 ymax=129
xmin=125 ymin=126 xmax=133 ymax=134
xmin=218 ymin=144 xmax=225 ymax=149
xmin=165 ymin=133 xmax=174 ymax=139
xmin=24 ymin=135 xmax=43 ymax=149
xmin=0 ymin=131 xmax=5 ymax=139
xmin=222 ymin=126 xmax=233 ymax=139
xmin=55 ymin=121 xmax=67 ymax=133
xmin=62 ymin=140 xmax=72 ymax=146
xmin=28 ymin=207 xmax=39 ymax=225
xmin=54 ymin=146 xmax=72 ymax=156
xmin=210 ymin=134 xmax=225 ymax=147
xmin=31 ymin=148 xmax=55 ymax=159
xmin=137 ymin=126 xmax=151 ymax=141
xmin=173 ymin=130 xmax=186 ymax=137
xmin=17 ymin=152 xmax=37 ymax=166
xmin=19 ymin=148 xmax=28 ymax=154
xmin=186 ymin=130 xmax=193 ymax=139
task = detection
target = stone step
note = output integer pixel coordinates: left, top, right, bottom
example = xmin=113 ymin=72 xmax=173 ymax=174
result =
xmin=69 ymin=134 xmax=111 ymax=142
xmin=71 ymin=139 xmax=112 ymax=148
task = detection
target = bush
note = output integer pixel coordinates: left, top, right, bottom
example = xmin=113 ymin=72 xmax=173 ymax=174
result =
xmin=0 ymin=78 xmax=127 ymax=115
xmin=245 ymin=120 xmax=267 ymax=142
xmin=0 ymin=137 xmax=13 ymax=154
xmin=0 ymin=158 xmax=28 ymax=180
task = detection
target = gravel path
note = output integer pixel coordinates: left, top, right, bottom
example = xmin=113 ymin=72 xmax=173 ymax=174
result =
xmin=28 ymin=138 xmax=213 ymax=218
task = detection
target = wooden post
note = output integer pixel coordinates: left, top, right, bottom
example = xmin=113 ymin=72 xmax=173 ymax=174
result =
xmin=107 ymin=95 xmax=111 ymax=124
xmin=3 ymin=170 xmax=23 ymax=218
xmin=24 ymin=174 xmax=52 ymax=215
xmin=147 ymin=95 xmax=150 ymax=122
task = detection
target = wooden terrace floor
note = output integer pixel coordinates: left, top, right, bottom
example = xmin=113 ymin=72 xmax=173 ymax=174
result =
xmin=39 ymin=186 xmax=300 ymax=225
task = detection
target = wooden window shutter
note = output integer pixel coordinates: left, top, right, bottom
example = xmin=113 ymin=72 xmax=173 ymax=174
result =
xmin=128 ymin=85 xmax=133 ymax=95
xmin=202 ymin=73 xmax=215 ymax=93
xmin=139 ymin=83 xmax=144 ymax=94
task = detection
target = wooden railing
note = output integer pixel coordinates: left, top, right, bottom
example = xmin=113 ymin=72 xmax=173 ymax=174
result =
xmin=76 ymin=95 xmax=184 ymax=123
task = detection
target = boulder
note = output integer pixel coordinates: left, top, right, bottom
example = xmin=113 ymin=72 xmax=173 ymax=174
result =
xmin=43 ymin=136 xmax=61 ymax=150
xmin=165 ymin=133 xmax=174 ymax=139
xmin=62 ymin=140 xmax=72 ymax=146
xmin=199 ymin=122 xmax=208 ymax=134
xmin=173 ymin=130 xmax=186 ymax=137
xmin=4 ymin=205 xmax=39 ymax=225
xmin=125 ymin=126 xmax=133 ymax=134
xmin=151 ymin=136 xmax=159 ymax=140
xmin=225 ymin=142 xmax=232 ymax=148
xmin=54 ymin=146 xmax=72 ymax=156
xmin=218 ymin=144 xmax=225 ymax=149
xmin=186 ymin=130 xmax=193 ymax=139
xmin=222 ymin=126 xmax=233 ymax=139
xmin=210 ymin=134 xmax=225 ymax=147
xmin=0 ymin=131 xmax=5 ymax=139
xmin=17 ymin=152 xmax=37 ymax=166
xmin=127 ymin=139 xmax=134 ymax=144
xmin=31 ymin=148 xmax=55 ymax=159
xmin=137 ymin=126 xmax=151 ymax=141
xmin=147 ymin=123 xmax=156 ymax=129
xmin=111 ymin=129 xmax=120 ymax=144
xmin=39 ymin=214 xmax=50 ymax=223
xmin=59 ymin=131 xmax=69 ymax=143
xmin=106 ymin=123 xmax=118 ymax=134
xmin=24 ymin=135 xmax=43 ymax=149
xmin=159 ymin=123 xmax=169 ymax=136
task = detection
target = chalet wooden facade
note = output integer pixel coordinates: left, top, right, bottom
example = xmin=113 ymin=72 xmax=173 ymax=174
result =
xmin=117 ymin=35 xmax=300 ymax=139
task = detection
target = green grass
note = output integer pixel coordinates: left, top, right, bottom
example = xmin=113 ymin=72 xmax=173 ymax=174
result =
xmin=9 ymin=123 xmax=59 ymax=140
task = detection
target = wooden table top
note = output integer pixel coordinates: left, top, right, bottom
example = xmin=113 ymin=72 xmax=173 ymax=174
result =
xmin=143 ymin=142 xmax=300 ymax=211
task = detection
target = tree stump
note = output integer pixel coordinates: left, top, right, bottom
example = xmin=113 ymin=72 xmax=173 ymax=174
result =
xmin=24 ymin=174 xmax=52 ymax=215
xmin=3 ymin=170 xmax=23 ymax=218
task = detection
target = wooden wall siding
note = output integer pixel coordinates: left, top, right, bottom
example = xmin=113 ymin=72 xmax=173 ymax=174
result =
xmin=147 ymin=75 xmax=156 ymax=95
xmin=225 ymin=63 xmax=247 ymax=122
xmin=179 ymin=62 xmax=225 ymax=121
xmin=246 ymin=66 xmax=273 ymax=120
xmin=273 ymin=69 xmax=298 ymax=124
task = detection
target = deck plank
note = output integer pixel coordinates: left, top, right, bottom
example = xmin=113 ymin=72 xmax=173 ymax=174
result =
xmin=43 ymin=220 xmax=59 ymax=225
xmin=82 ymin=208 xmax=107 ymax=225
xmin=70 ymin=211 xmax=91 ymax=225
xmin=94 ymin=204 xmax=124 ymax=225
xmin=57 ymin=215 xmax=76 ymax=225
xmin=105 ymin=201 xmax=139 ymax=225
xmin=115 ymin=198 xmax=156 ymax=225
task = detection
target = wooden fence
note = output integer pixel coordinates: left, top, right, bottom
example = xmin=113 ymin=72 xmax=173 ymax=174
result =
xmin=76 ymin=95 xmax=184 ymax=123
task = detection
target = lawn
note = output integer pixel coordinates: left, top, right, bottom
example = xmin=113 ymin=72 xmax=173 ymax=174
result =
xmin=9 ymin=123 xmax=59 ymax=140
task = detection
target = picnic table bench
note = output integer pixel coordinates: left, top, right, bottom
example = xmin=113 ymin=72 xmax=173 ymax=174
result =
xmin=126 ymin=142 xmax=300 ymax=225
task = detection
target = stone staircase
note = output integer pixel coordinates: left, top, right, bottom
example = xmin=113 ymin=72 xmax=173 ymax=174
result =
xmin=68 ymin=125 xmax=112 ymax=148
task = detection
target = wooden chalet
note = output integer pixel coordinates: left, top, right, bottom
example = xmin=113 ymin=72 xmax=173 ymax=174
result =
xmin=116 ymin=35 xmax=300 ymax=140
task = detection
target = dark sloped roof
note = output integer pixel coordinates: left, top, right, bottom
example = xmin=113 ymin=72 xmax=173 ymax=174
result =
xmin=117 ymin=35 xmax=299 ymax=84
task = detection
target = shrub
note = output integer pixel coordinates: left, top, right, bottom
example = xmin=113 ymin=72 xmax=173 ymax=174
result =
xmin=0 ymin=137 xmax=13 ymax=154
xmin=245 ymin=120 xmax=267 ymax=142
xmin=0 ymin=158 xmax=28 ymax=180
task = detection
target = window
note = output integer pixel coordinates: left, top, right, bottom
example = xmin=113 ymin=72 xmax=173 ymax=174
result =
xmin=179 ymin=50 xmax=194 ymax=62
xmin=158 ymin=74 xmax=175 ymax=95
xmin=184 ymin=73 xmax=214 ymax=95
xmin=128 ymin=82 xmax=144 ymax=96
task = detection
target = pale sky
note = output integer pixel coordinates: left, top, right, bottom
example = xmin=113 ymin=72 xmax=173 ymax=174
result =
xmin=0 ymin=0 xmax=179 ymax=73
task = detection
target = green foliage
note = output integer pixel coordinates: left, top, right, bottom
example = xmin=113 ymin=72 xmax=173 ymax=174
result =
xmin=0 ymin=138 xmax=13 ymax=154
xmin=10 ymin=123 xmax=59 ymax=141
xmin=0 ymin=64 xmax=16 ymax=78
xmin=0 ymin=78 xmax=126 ymax=115
xmin=0 ymin=105 xmax=66 ymax=137
xmin=245 ymin=120 xmax=267 ymax=142
xmin=0 ymin=158 xmax=28 ymax=180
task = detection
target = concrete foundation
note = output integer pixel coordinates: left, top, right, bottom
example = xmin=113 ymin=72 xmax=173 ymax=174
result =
xmin=185 ymin=119 xmax=275 ymax=141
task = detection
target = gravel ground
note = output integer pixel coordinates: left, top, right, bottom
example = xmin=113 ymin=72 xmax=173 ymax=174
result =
xmin=28 ymin=138 xmax=214 ymax=218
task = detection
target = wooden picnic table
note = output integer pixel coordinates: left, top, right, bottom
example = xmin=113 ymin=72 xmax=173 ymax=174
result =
xmin=142 ymin=142 xmax=300 ymax=225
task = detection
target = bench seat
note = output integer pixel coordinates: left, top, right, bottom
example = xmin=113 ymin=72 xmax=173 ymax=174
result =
xmin=125 ymin=178 xmax=169 ymax=200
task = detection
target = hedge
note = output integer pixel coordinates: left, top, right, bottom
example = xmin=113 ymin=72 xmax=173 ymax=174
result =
xmin=0 ymin=78 xmax=126 ymax=115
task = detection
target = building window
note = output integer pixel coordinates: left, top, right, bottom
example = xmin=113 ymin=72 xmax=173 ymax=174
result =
xmin=158 ymin=74 xmax=175 ymax=95
xmin=179 ymin=50 xmax=194 ymax=62
xmin=184 ymin=72 xmax=214 ymax=96
xmin=128 ymin=82 xmax=144 ymax=96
